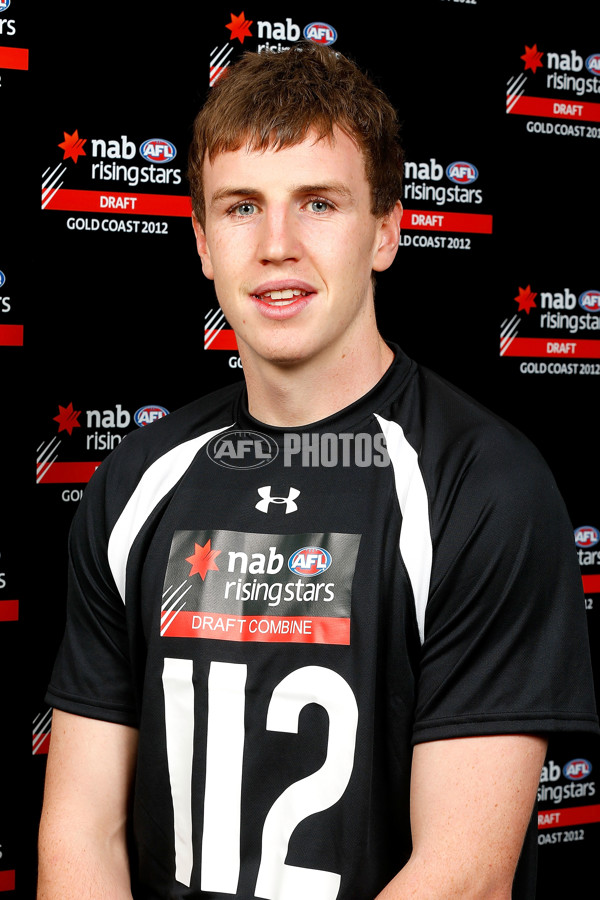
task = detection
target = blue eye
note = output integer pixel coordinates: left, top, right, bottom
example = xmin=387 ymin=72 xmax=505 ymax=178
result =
xmin=309 ymin=199 xmax=331 ymax=213
xmin=236 ymin=202 xmax=256 ymax=216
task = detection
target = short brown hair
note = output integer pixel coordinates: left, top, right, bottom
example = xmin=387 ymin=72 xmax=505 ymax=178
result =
xmin=188 ymin=42 xmax=404 ymax=228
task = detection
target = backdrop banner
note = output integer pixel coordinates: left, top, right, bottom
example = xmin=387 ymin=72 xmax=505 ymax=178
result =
xmin=1 ymin=2 xmax=598 ymax=896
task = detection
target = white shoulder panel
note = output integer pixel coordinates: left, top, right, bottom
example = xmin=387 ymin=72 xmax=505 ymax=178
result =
xmin=107 ymin=426 xmax=232 ymax=603
xmin=375 ymin=414 xmax=432 ymax=644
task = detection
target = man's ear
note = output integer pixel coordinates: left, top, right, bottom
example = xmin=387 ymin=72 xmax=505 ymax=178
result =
xmin=191 ymin=212 xmax=215 ymax=281
xmin=372 ymin=201 xmax=403 ymax=273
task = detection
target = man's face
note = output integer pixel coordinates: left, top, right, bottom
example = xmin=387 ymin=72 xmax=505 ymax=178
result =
xmin=193 ymin=128 xmax=401 ymax=370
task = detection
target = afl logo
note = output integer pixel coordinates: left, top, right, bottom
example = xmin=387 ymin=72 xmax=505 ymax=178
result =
xmin=134 ymin=405 xmax=169 ymax=426
xmin=303 ymin=22 xmax=337 ymax=45
xmin=574 ymin=525 xmax=599 ymax=548
xmin=0 ymin=270 xmax=5 ymax=288
xmin=578 ymin=290 xmax=600 ymax=312
xmin=446 ymin=161 xmax=478 ymax=184
xmin=563 ymin=759 xmax=592 ymax=781
xmin=585 ymin=54 xmax=600 ymax=76
xmin=206 ymin=430 xmax=278 ymax=469
xmin=139 ymin=138 xmax=176 ymax=164
xmin=288 ymin=546 xmax=332 ymax=576
xmin=0 ymin=1 xmax=11 ymax=11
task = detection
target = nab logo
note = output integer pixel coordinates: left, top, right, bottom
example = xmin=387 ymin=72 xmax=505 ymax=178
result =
xmin=586 ymin=54 xmax=600 ymax=76
xmin=303 ymin=22 xmax=337 ymax=45
xmin=288 ymin=546 xmax=332 ymax=576
xmin=139 ymin=139 xmax=176 ymax=164
xmin=578 ymin=290 xmax=600 ymax=313
xmin=446 ymin=161 xmax=479 ymax=185
xmin=574 ymin=526 xmax=599 ymax=548
xmin=563 ymin=758 xmax=592 ymax=780
xmin=134 ymin=405 xmax=169 ymax=426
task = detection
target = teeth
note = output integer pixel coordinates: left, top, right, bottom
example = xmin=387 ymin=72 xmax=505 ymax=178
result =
xmin=260 ymin=289 xmax=308 ymax=300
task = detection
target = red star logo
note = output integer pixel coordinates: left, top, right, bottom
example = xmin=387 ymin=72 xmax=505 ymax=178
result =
xmin=514 ymin=285 xmax=538 ymax=315
xmin=186 ymin=540 xmax=221 ymax=580
xmin=53 ymin=402 xmax=82 ymax=435
xmin=226 ymin=11 xmax=253 ymax=43
xmin=521 ymin=45 xmax=544 ymax=74
xmin=58 ymin=129 xmax=87 ymax=163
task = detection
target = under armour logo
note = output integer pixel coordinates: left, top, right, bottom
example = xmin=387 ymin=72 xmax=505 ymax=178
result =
xmin=256 ymin=486 xmax=300 ymax=514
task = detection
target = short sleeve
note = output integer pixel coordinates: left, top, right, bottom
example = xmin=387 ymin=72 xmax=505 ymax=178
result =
xmin=45 ymin=457 xmax=139 ymax=726
xmin=412 ymin=423 xmax=599 ymax=744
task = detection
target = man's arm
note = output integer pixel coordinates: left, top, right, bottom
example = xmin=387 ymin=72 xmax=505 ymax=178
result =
xmin=376 ymin=733 xmax=547 ymax=900
xmin=37 ymin=709 xmax=139 ymax=899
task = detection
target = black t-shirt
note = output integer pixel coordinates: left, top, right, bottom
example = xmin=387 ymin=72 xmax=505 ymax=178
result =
xmin=47 ymin=346 xmax=599 ymax=898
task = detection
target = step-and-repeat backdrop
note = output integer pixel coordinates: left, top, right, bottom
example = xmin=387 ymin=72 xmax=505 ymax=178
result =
xmin=1 ymin=1 xmax=598 ymax=896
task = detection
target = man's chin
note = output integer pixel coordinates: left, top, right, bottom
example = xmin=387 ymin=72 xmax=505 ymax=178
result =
xmin=240 ymin=339 xmax=318 ymax=370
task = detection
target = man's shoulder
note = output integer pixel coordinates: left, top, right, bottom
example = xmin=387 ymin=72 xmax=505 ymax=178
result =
xmin=414 ymin=363 xmax=537 ymax=453
xmin=383 ymin=358 xmax=555 ymax=498
xmin=413 ymin=364 xmax=561 ymax=507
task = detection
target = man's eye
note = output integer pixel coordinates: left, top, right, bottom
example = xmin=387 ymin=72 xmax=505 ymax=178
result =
xmin=232 ymin=202 xmax=256 ymax=217
xmin=308 ymin=199 xmax=332 ymax=213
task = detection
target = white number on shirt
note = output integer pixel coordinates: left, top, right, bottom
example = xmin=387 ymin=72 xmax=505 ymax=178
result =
xmin=162 ymin=659 xmax=359 ymax=898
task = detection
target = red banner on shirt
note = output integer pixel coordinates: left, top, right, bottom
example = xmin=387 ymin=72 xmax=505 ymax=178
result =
xmin=162 ymin=611 xmax=351 ymax=645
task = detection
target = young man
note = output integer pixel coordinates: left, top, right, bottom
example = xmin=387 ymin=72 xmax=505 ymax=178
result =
xmin=38 ymin=43 xmax=598 ymax=899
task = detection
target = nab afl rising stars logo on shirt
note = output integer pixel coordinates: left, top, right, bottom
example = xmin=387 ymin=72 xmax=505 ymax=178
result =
xmin=160 ymin=529 xmax=361 ymax=645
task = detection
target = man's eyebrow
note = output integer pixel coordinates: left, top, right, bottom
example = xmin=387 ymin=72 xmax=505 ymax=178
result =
xmin=292 ymin=182 xmax=354 ymax=199
xmin=209 ymin=187 xmax=259 ymax=207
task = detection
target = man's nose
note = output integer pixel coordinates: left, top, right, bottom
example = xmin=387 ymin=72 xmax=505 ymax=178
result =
xmin=257 ymin=206 xmax=301 ymax=264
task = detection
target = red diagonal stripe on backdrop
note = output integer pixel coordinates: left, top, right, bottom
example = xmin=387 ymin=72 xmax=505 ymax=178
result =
xmin=43 ymin=189 xmax=192 ymax=217
xmin=0 ymin=46 xmax=29 ymax=69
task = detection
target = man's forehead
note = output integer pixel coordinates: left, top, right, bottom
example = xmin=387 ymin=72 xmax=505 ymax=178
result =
xmin=202 ymin=126 xmax=366 ymax=185
xmin=206 ymin=124 xmax=358 ymax=159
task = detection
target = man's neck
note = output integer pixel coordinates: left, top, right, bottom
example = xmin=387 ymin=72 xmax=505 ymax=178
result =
xmin=240 ymin=335 xmax=394 ymax=427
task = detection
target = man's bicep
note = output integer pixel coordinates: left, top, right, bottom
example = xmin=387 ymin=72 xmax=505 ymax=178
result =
xmin=376 ymin=733 xmax=547 ymax=899
xmin=39 ymin=708 xmax=138 ymax=839
xmin=37 ymin=710 xmax=139 ymax=898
